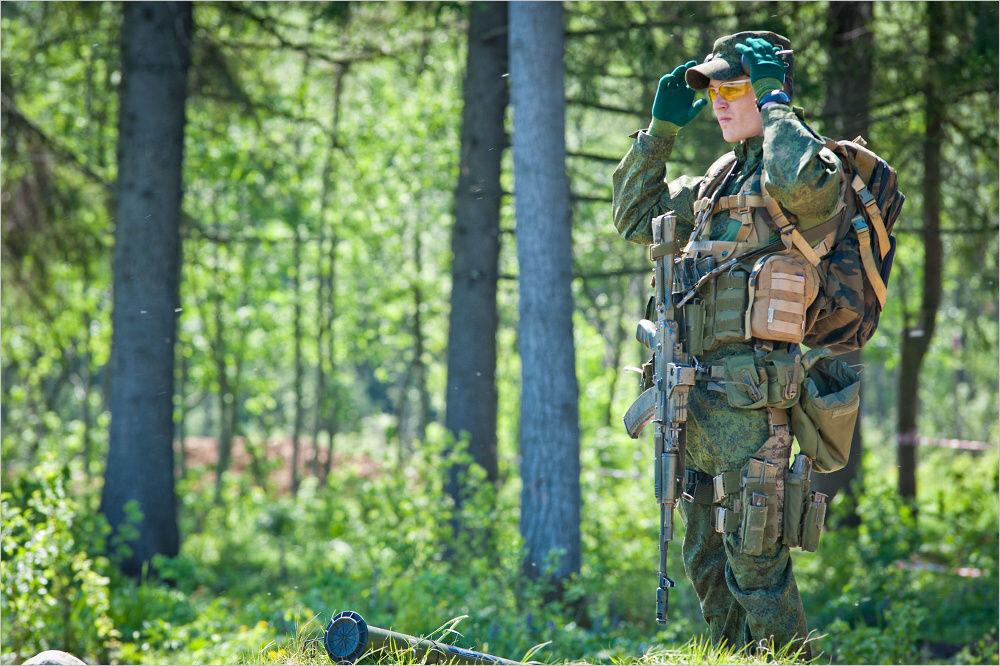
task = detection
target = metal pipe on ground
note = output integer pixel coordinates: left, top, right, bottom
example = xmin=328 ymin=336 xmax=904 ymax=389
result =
xmin=323 ymin=611 xmax=525 ymax=665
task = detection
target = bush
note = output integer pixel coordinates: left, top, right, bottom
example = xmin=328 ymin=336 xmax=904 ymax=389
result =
xmin=1 ymin=459 xmax=119 ymax=664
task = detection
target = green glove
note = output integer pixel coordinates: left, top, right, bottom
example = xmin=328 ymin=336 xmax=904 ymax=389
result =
xmin=735 ymin=37 xmax=785 ymax=100
xmin=650 ymin=60 xmax=708 ymax=135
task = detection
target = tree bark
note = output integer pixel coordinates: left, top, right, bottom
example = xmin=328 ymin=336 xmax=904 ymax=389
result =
xmin=897 ymin=1 xmax=945 ymax=500
xmin=445 ymin=1 xmax=508 ymax=508
xmin=212 ymin=202 xmax=234 ymax=504
xmin=411 ymin=226 xmax=431 ymax=447
xmin=291 ymin=215 xmax=305 ymax=495
xmin=101 ymin=1 xmax=190 ymax=576
xmin=812 ymin=1 xmax=873 ymax=523
xmin=510 ymin=1 xmax=581 ymax=585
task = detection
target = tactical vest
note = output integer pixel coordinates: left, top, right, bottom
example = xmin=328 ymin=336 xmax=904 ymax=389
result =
xmin=675 ymin=152 xmax=827 ymax=356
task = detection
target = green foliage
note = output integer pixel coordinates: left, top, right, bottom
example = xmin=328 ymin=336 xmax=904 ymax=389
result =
xmin=0 ymin=459 xmax=118 ymax=664
xmin=795 ymin=446 xmax=999 ymax=663
xmin=823 ymin=600 xmax=929 ymax=665
xmin=1 ymin=2 xmax=997 ymax=665
xmin=1 ymin=432 xmax=996 ymax=664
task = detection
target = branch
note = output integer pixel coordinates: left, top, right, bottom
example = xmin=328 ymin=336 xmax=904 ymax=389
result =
xmin=570 ymin=194 xmax=611 ymax=204
xmin=211 ymin=36 xmax=396 ymax=67
xmin=1 ymin=93 xmax=112 ymax=189
xmin=220 ymin=3 xmax=396 ymax=67
xmin=567 ymin=149 xmax=624 ymax=165
xmin=565 ymin=21 xmax=686 ymax=38
xmin=575 ymin=267 xmax=650 ymax=280
xmin=566 ymin=96 xmax=642 ymax=116
xmin=895 ymin=226 xmax=998 ymax=235
xmin=815 ymin=84 xmax=997 ymax=124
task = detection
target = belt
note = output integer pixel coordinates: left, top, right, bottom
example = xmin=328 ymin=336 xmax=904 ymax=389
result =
xmin=682 ymin=468 xmax=741 ymax=505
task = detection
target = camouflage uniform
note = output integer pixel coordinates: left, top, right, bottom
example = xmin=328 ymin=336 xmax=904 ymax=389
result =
xmin=613 ymin=33 xmax=843 ymax=652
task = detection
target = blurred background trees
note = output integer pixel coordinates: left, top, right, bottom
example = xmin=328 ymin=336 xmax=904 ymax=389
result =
xmin=1 ymin=2 xmax=997 ymax=664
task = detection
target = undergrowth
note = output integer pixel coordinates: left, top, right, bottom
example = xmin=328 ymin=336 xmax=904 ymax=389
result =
xmin=2 ymin=426 xmax=997 ymax=665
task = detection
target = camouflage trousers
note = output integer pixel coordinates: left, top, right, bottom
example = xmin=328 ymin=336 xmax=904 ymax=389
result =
xmin=678 ymin=347 xmax=809 ymax=653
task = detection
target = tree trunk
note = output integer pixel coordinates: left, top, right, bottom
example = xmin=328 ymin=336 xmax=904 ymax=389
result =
xmin=445 ymin=1 xmax=508 ymax=500
xmin=897 ymin=1 xmax=945 ymax=500
xmin=101 ymin=1 xmax=190 ymax=577
xmin=509 ymin=1 xmax=581 ymax=586
xmin=412 ymin=228 xmax=430 ymax=446
xmin=811 ymin=1 xmax=873 ymax=523
xmin=291 ymin=217 xmax=305 ymax=495
xmin=175 ymin=348 xmax=187 ymax=479
xmin=212 ymin=204 xmax=234 ymax=505
xmin=321 ymin=62 xmax=347 ymax=484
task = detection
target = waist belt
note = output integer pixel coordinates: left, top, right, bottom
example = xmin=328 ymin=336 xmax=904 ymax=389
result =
xmin=695 ymin=365 xmax=727 ymax=381
xmin=683 ymin=468 xmax=741 ymax=505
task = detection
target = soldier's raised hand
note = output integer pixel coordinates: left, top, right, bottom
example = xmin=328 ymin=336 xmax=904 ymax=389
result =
xmin=735 ymin=37 xmax=785 ymax=97
xmin=652 ymin=61 xmax=708 ymax=129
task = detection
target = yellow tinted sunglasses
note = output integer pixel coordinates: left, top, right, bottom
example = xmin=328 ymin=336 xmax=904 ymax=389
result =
xmin=707 ymin=78 xmax=752 ymax=103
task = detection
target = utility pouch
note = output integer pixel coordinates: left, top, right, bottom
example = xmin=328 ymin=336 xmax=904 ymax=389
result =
xmin=801 ymin=491 xmax=828 ymax=552
xmin=683 ymin=302 xmax=705 ymax=357
xmin=790 ymin=348 xmax=861 ymax=473
xmin=738 ymin=457 xmax=781 ymax=554
xmin=782 ymin=454 xmax=812 ymax=548
xmin=723 ymin=354 xmax=767 ymax=409
xmin=761 ymin=349 xmax=804 ymax=409
xmin=745 ymin=253 xmax=819 ymax=344
xmin=741 ymin=491 xmax=769 ymax=555
xmin=712 ymin=266 xmax=750 ymax=342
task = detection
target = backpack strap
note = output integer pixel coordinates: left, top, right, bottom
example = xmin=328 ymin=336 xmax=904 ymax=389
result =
xmin=691 ymin=157 xmax=740 ymax=242
xmin=851 ymin=215 xmax=888 ymax=307
xmin=712 ymin=193 xmax=768 ymax=213
xmin=762 ymin=194 xmax=823 ymax=266
xmin=850 ymin=174 xmax=891 ymax=259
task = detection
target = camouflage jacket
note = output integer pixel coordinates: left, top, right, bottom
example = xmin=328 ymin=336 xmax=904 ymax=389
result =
xmin=612 ymin=105 xmax=843 ymax=248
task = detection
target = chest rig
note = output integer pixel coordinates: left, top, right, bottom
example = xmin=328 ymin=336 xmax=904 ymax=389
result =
xmin=674 ymin=152 xmax=828 ymax=357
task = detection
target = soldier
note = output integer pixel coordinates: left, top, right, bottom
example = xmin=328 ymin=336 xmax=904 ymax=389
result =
xmin=612 ymin=31 xmax=844 ymax=654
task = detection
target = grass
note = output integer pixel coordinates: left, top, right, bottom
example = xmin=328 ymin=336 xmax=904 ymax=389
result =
xmin=237 ymin=613 xmax=825 ymax=665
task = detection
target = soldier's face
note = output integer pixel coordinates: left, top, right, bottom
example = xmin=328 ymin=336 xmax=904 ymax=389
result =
xmin=708 ymin=77 xmax=764 ymax=143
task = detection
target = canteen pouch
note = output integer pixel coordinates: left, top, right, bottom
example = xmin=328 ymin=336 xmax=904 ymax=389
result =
xmin=801 ymin=492 xmax=828 ymax=552
xmin=782 ymin=454 xmax=812 ymax=548
xmin=790 ymin=348 xmax=861 ymax=473
xmin=745 ymin=253 xmax=819 ymax=344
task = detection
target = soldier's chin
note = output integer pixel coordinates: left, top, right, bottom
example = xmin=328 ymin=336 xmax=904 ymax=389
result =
xmin=719 ymin=125 xmax=740 ymax=143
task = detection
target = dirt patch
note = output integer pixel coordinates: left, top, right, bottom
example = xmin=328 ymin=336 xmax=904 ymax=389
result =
xmin=177 ymin=435 xmax=382 ymax=493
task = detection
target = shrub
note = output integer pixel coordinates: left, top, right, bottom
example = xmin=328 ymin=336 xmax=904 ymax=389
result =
xmin=1 ymin=460 xmax=119 ymax=664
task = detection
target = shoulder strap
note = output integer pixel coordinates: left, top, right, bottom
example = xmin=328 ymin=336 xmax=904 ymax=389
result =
xmin=698 ymin=151 xmax=738 ymax=200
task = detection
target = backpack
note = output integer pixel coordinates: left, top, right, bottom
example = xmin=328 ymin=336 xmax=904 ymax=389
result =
xmin=693 ymin=135 xmax=905 ymax=354
xmin=800 ymin=137 xmax=905 ymax=353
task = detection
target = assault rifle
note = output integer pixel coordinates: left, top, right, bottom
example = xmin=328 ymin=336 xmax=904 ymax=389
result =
xmin=622 ymin=212 xmax=695 ymax=625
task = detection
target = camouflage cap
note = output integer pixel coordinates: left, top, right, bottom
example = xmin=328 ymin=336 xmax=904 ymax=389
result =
xmin=685 ymin=31 xmax=793 ymax=90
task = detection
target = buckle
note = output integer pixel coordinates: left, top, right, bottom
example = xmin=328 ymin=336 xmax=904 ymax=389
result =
xmin=682 ymin=469 xmax=700 ymax=503
xmin=713 ymin=474 xmax=727 ymax=503
xmin=735 ymin=193 xmax=752 ymax=216
xmin=714 ymin=507 xmax=729 ymax=533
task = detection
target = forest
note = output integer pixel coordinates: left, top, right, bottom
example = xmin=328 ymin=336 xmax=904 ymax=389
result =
xmin=1 ymin=2 xmax=998 ymax=665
